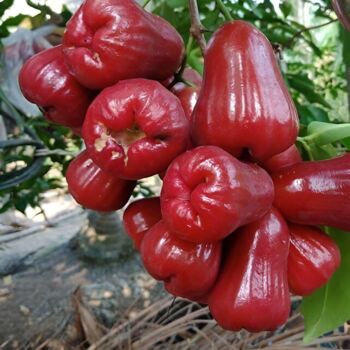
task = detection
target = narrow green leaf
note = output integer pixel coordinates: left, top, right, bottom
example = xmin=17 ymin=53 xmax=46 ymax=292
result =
xmin=288 ymin=74 xmax=332 ymax=109
xmin=306 ymin=121 xmax=350 ymax=145
xmin=302 ymin=229 xmax=350 ymax=342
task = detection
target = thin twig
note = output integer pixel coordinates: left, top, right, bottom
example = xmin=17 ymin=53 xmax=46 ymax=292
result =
xmin=188 ymin=0 xmax=207 ymax=55
xmin=284 ymin=18 xmax=337 ymax=48
xmin=142 ymin=0 xmax=152 ymax=8
xmin=35 ymin=149 xmax=76 ymax=157
xmin=215 ymin=0 xmax=233 ymax=21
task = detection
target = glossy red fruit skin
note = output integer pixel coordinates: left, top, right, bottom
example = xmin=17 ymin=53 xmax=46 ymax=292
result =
xmin=172 ymin=68 xmax=202 ymax=143
xmin=123 ymin=197 xmax=161 ymax=250
xmin=182 ymin=68 xmax=202 ymax=86
xmin=191 ymin=21 xmax=299 ymax=161
xmin=140 ymin=220 xmax=221 ymax=300
xmin=260 ymin=145 xmax=302 ymax=174
xmin=288 ymin=224 xmax=341 ymax=296
xmin=273 ymin=153 xmax=350 ymax=231
xmin=62 ymin=0 xmax=184 ymax=90
xmin=173 ymin=87 xmax=200 ymax=121
xmin=161 ymin=146 xmax=274 ymax=243
xmin=19 ymin=45 xmax=94 ymax=128
xmin=82 ymin=79 xmax=190 ymax=180
xmin=66 ymin=151 xmax=136 ymax=211
xmin=208 ymin=208 xmax=290 ymax=332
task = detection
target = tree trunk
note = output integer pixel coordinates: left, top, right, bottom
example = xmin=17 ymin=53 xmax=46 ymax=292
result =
xmin=73 ymin=210 xmax=134 ymax=263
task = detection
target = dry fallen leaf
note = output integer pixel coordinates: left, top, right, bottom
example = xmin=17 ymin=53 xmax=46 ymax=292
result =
xmin=73 ymin=287 xmax=105 ymax=345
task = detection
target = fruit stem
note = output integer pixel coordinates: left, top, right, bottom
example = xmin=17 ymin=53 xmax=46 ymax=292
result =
xmin=215 ymin=0 xmax=233 ymax=21
xmin=332 ymin=0 xmax=350 ymax=31
xmin=188 ymin=0 xmax=207 ymax=56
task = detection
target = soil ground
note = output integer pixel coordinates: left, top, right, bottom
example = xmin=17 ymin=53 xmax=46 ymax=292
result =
xmin=0 ymin=242 xmax=164 ymax=349
xmin=0 ymin=194 xmax=165 ymax=350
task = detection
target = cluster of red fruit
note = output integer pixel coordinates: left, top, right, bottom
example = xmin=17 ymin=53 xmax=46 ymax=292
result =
xmin=19 ymin=0 xmax=347 ymax=332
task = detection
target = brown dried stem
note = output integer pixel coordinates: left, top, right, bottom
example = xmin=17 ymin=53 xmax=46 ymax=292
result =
xmin=332 ymin=0 xmax=350 ymax=31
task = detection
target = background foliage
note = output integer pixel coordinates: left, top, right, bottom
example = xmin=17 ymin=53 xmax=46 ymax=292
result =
xmin=0 ymin=0 xmax=349 ymax=342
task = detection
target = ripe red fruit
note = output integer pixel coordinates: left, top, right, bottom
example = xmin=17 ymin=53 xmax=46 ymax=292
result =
xmin=208 ymin=208 xmax=290 ymax=332
xmin=140 ymin=220 xmax=221 ymax=300
xmin=62 ymin=0 xmax=184 ymax=89
xmin=192 ymin=21 xmax=299 ymax=161
xmin=260 ymin=145 xmax=302 ymax=173
xmin=66 ymin=151 xmax=136 ymax=211
xmin=273 ymin=153 xmax=350 ymax=231
xmin=161 ymin=146 xmax=274 ymax=243
xmin=19 ymin=45 xmax=94 ymax=128
xmin=82 ymin=79 xmax=190 ymax=180
xmin=123 ymin=197 xmax=161 ymax=250
xmin=288 ymin=224 xmax=341 ymax=296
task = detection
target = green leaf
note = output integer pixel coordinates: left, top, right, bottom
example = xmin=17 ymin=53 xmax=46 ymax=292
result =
xmin=297 ymin=104 xmax=330 ymax=126
xmin=263 ymin=25 xmax=294 ymax=43
xmin=165 ymin=0 xmax=186 ymax=8
xmin=0 ymin=14 xmax=27 ymax=37
xmin=0 ymin=0 xmax=14 ymax=18
xmin=1 ymin=14 xmax=27 ymax=27
xmin=280 ymin=1 xmax=292 ymax=17
xmin=302 ymin=229 xmax=350 ymax=342
xmin=15 ymin=196 xmax=28 ymax=213
xmin=245 ymin=0 xmax=264 ymax=19
xmin=341 ymin=137 xmax=350 ymax=149
xmin=305 ymin=121 xmax=350 ymax=146
xmin=60 ymin=4 xmax=72 ymax=24
xmin=311 ymin=144 xmax=338 ymax=160
xmin=314 ymin=6 xmax=333 ymax=19
xmin=287 ymin=74 xmax=332 ymax=109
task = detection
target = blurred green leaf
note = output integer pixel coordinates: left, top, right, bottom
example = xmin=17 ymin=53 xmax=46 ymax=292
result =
xmin=0 ymin=0 xmax=14 ymax=18
xmin=297 ymin=104 xmax=330 ymax=126
xmin=60 ymin=4 xmax=72 ymax=24
xmin=305 ymin=121 xmax=350 ymax=146
xmin=1 ymin=14 xmax=27 ymax=27
xmin=280 ymin=1 xmax=292 ymax=18
xmin=341 ymin=137 xmax=350 ymax=149
xmin=165 ymin=0 xmax=186 ymax=8
xmin=288 ymin=74 xmax=332 ymax=109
